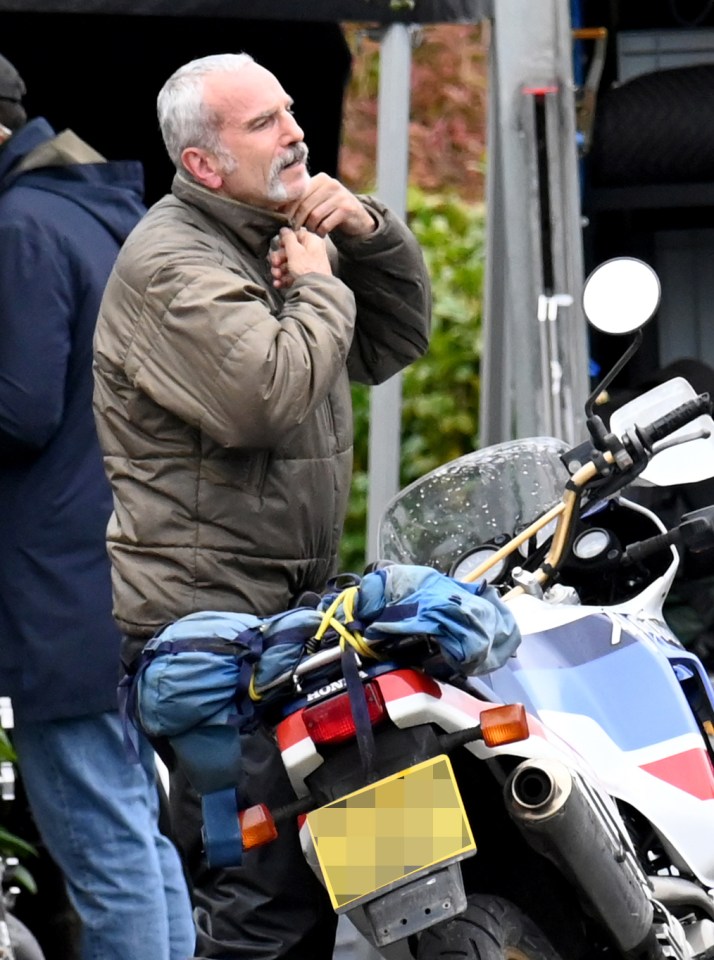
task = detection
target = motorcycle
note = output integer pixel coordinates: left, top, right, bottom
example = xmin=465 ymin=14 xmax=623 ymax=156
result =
xmin=133 ymin=255 xmax=714 ymax=960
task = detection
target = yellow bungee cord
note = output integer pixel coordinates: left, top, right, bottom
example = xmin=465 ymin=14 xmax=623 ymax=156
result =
xmin=309 ymin=586 xmax=379 ymax=659
xmin=248 ymin=586 xmax=383 ymax=702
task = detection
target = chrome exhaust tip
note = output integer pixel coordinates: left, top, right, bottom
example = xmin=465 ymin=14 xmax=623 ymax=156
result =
xmin=505 ymin=757 xmax=655 ymax=955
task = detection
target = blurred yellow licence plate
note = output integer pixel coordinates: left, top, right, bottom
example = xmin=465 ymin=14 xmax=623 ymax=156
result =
xmin=306 ymin=754 xmax=475 ymax=910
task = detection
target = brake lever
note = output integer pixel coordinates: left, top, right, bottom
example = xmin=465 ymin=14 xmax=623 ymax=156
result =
xmin=649 ymin=425 xmax=712 ymax=455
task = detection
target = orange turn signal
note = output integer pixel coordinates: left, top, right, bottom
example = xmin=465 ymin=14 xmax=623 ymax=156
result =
xmin=238 ymin=803 xmax=278 ymax=850
xmin=480 ymin=703 xmax=529 ymax=747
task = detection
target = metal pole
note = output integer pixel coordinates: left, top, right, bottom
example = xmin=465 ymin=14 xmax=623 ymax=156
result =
xmin=365 ymin=23 xmax=413 ymax=562
xmin=480 ymin=0 xmax=588 ymax=447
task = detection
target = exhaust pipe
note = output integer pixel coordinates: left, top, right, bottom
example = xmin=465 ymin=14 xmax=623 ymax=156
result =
xmin=650 ymin=875 xmax=714 ymax=920
xmin=505 ymin=757 xmax=656 ymax=955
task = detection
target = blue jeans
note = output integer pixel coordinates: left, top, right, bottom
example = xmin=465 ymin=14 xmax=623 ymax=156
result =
xmin=12 ymin=711 xmax=196 ymax=960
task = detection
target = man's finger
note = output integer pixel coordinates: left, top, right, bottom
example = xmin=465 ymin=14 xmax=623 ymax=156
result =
xmin=280 ymin=229 xmax=300 ymax=251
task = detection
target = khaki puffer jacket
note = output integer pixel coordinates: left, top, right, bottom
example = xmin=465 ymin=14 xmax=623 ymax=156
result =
xmin=93 ymin=174 xmax=431 ymax=639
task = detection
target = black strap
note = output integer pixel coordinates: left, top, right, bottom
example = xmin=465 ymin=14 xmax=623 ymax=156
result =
xmin=341 ymin=646 xmax=378 ymax=783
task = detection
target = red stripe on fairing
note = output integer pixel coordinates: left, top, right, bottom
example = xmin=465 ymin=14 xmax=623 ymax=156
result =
xmin=374 ymin=669 xmax=443 ymax=701
xmin=376 ymin=669 xmax=549 ymax=740
xmin=640 ymin=748 xmax=714 ymax=800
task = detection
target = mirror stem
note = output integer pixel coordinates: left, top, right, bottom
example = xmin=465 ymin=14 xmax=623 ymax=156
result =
xmin=585 ymin=328 xmax=644 ymax=419
xmin=583 ymin=328 xmax=644 ymax=456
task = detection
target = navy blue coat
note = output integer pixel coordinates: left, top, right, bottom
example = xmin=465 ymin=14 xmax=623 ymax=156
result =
xmin=0 ymin=118 xmax=145 ymax=722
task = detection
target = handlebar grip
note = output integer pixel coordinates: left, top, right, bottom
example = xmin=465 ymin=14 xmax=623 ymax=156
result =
xmin=635 ymin=393 xmax=712 ymax=451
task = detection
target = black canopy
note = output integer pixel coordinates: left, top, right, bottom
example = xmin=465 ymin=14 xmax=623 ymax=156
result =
xmin=0 ymin=0 xmax=484 ymax=21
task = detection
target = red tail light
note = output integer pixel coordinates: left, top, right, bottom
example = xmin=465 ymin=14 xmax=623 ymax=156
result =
xmin=302 ymin=682 xmax=387 ymax=745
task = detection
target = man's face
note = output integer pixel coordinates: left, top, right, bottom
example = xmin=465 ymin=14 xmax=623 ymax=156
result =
xmin=200 ymin=64 xmax=310 ymax=210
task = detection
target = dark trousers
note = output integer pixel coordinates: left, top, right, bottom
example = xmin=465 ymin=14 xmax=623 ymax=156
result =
xmin=168 ymin=727 xmax=338 ymax=960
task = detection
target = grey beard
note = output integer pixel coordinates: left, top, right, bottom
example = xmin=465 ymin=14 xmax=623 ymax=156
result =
xmin=267 ymin=144 xmax=309 ymax=201
xmin=267 ymin=177 xmax=288 ymax=203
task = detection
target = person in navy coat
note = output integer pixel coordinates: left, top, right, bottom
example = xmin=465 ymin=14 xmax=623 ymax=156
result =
xmin=0 ymin=52 xmax=195 ymax=960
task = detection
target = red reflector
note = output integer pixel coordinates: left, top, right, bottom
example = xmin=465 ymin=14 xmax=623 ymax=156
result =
xmin=522 ymin=84 xmax=559 ymax=96
xmin=303 ymin=682 xmax=386 ymax=745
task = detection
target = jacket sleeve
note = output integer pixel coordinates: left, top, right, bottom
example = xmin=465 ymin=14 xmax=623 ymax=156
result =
xmin=0 ymin=219 xmax=69 ymax=459
xmin=119 ymin=257 xmax=358 ymax=449
xmin=332 ymin=195 xmax=432 ymax=385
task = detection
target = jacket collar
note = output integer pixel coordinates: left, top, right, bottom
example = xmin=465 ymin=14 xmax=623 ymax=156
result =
xmin=15 ymin=128 xmax=104 ymax=175
xmin=172 ymin=172 xmax=292 ymax=259
xmin=0 ymin=116 xmax=55 ymax=185
xmin=0 ymin=118 xmax=106 ymax=190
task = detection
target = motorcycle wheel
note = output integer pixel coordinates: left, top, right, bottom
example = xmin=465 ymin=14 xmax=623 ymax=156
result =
xmin=417 ymin=894 xmax=563 ymax=960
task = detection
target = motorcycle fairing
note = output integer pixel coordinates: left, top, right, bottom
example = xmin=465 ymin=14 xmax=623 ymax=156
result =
xmin=479 ymin=608 xmax=714 ymax=884
xmin=485 ymin=614 xmax=706 ymax=749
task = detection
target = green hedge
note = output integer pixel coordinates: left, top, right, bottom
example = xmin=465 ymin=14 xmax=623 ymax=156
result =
xmin=340 ymin=189 xmax=486 ymax=571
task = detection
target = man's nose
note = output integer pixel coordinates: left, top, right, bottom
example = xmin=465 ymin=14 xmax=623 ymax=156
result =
xmin=281 ymin=111 xmax=304 ymax=142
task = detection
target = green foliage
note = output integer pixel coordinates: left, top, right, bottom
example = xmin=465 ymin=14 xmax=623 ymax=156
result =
xmin=0 ymin=728 xmax=14 ymax=765
xmin=340 ymin=189 xmax=485 ymax=572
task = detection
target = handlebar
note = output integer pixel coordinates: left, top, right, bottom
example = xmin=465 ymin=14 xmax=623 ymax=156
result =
xmin=630 ymin=393 xmax=711 ymax=453
xmin=499 ymin=393 xmax=712 ymax=599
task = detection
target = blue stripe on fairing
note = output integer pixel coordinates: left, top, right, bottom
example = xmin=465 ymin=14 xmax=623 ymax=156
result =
xmin=481 ymin=614 xmax=700 ymax=751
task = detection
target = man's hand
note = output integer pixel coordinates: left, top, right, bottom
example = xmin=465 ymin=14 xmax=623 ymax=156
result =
xmin=270 ymin=227 xmax=332 ymax=290
xmin=287 ymin=173 xmax=377 ymax=238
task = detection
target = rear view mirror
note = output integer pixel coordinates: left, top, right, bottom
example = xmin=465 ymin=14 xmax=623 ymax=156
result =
xmin=582 ymin=257 xmax=661 ymax=336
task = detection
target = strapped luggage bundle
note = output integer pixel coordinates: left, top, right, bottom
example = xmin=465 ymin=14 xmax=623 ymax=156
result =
xmin=123 ymin=563 xmax=521 ymax=867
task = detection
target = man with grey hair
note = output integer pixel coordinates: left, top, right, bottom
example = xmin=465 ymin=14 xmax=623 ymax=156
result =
xmin=93 ymin=52 xmax=431 ymax=959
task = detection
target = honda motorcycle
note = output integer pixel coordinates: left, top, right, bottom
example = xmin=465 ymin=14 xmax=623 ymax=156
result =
xmin=136 ymin=256 xmax=714 ymax=960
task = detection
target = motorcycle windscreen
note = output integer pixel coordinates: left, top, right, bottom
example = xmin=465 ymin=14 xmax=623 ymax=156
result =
xmin=305 ymin=754 xmax=476 ymax=910
xmin=378 ymin=436 xmax=569 ymax=571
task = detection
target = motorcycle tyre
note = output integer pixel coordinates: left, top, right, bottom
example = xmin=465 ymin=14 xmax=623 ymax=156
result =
xmin=416 ymin=894 xmax=563 ymax=960
xmin=3 ymin=913 xmax=46 ymax=960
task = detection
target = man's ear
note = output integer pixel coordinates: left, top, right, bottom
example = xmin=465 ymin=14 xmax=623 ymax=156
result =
xmin=181 ymin=147 xmax=223 ymax=190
